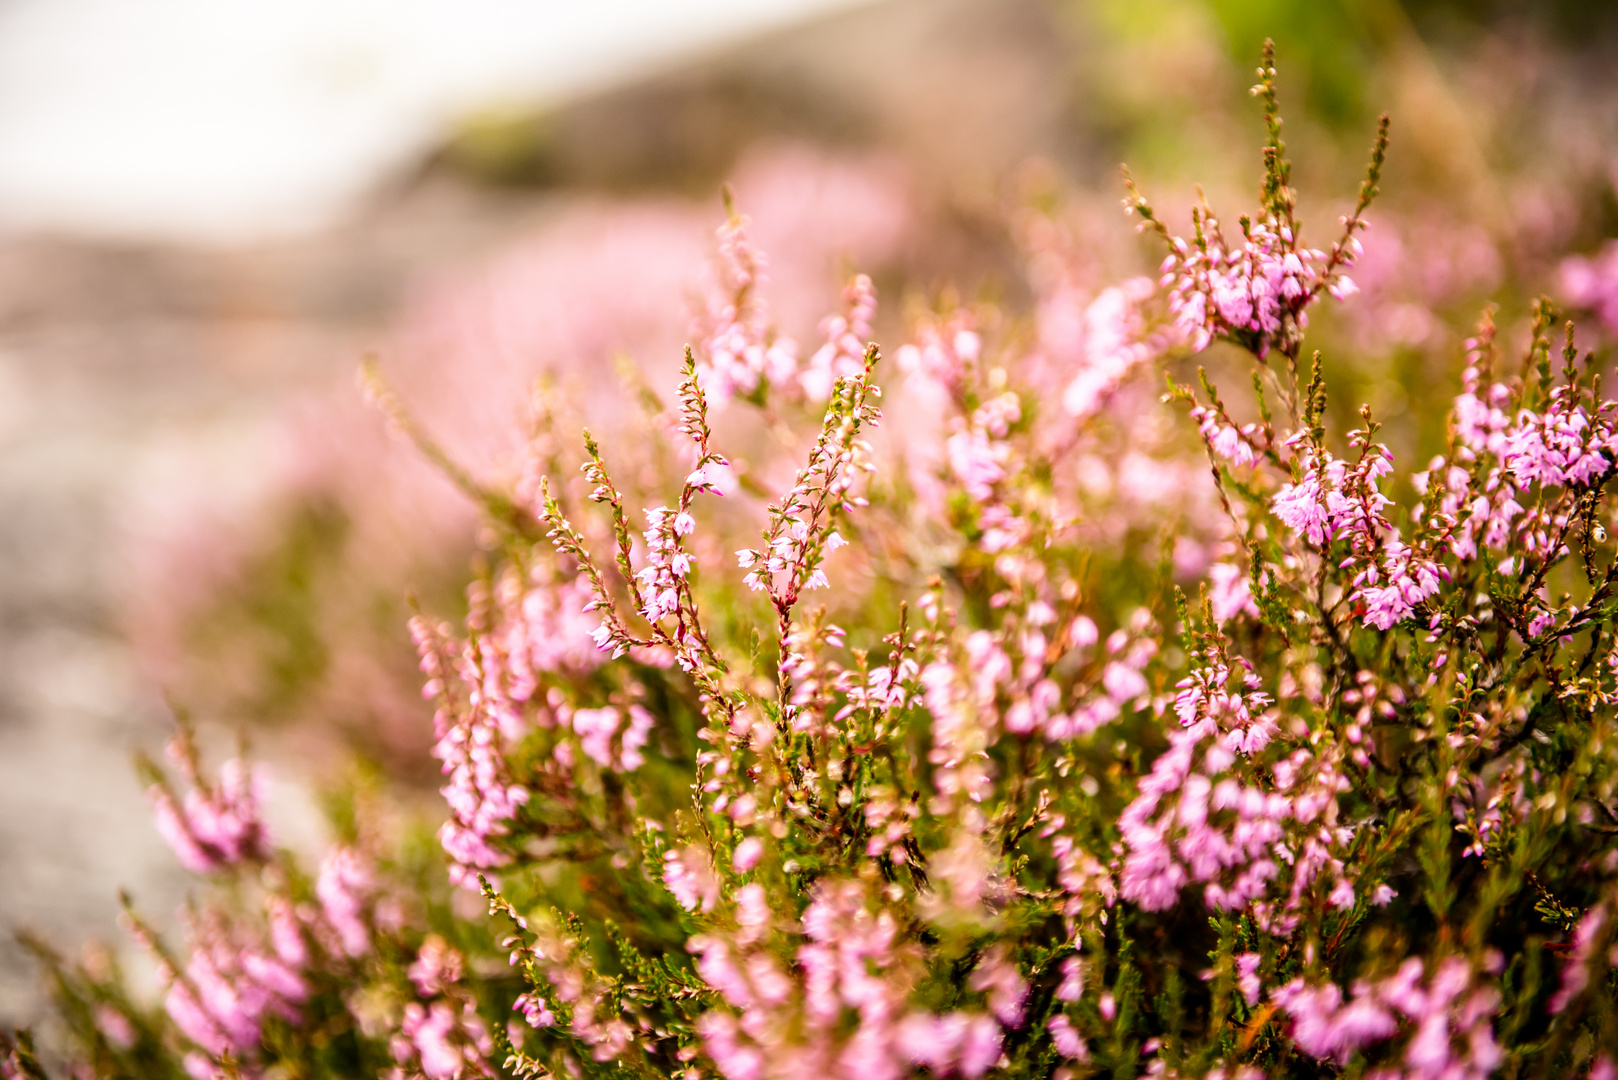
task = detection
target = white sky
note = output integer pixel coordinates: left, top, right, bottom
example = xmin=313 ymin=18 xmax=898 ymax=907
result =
xmin=0 ymin=0 xmax=870 ymax=242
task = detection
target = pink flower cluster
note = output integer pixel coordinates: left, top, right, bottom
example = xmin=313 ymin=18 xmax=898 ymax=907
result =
xmin=1270 ymin=434 xmax=1393 ymax=550
xmin=129 ymin=736 xmax=452 ymax=1076
xmin=919 ymin=605 xmax=1156 ymax=775
xmin=1157 ymin=216 xmax=1354 ymax=357
xmin=1404 ymin=322 xmax=1618 ymax=630
xmin=1274 ymin=956 xmax=1504 ymax=1079
xmin=734 ymin=366 xmax=878 ymax=604
xmin=1119 ymin=634 xmax=1360 ymax=927
xmin=487 ymin=572 xmax=606 ymax=695
xmin=1561 ymin=239 xmax=1618 ymax=336
xmin=316 ymin=845 xmax=375 ymax=957
xmin=1503 ymin=383 xmax=1618 ymax=492
xmin=801 ymin=273 xmax=877 ymax=401
xmin=158 ymin=909 xmax=309 ymax=1064
xmin=691 ymin=880 xmax=1017 ymax=1080
xmin=412 ymin=618 xmax=531 ymax=887
xmin=1015 ymin=207 xmax=1161 ymax=420
xmin=664 ymin=844 xmax=721 ymax=914
xmin=390 ymin=938 xmax=494 ymax=1080
xmin=692 ymin=212 xmax=800 ymax=401
xmin=1190 ymin=401 xmax=1264 ymax=469
xmin=637 ymin=504 xmax=701 ymax=625
xmin=1551 ymin=899 xmax=1618 ymax=1014
xmin=392 ymin=999 xmax=494 ymax=1080
xmin=1051 ymin=278 xmax=1160 ymax=420
xmin=147 ymin=733 xmax=271 ymax=874
xmin=504 ymin=913 xmax=637 ymax=1064
xmin=1270 ymin=429 xmax=1448 ymax=630
xmin=1122 ymin=645 xmax=1279 ymax=912
xmin=571 ymin=705 xmax=654 ymax=771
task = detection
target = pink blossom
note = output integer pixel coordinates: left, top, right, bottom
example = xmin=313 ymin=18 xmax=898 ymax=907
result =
xmin=802 ymin=273 xmax=877 ymax=401
xmin=317 ymin=846 xmax=373 ymax=957
xmin=513 ymin=992 xmax=555 ymax=1030
xmin=412 ymin=619 xmax=532 ymax=887
xmin=1356 ymin=541 xmax=1443 ymax=630
xmin=1273 ymin=469 xmax=1330 ymax=547
xmin=153 ymin=907 xmax=311 ymax=1065
xmin=1235 ymin=953 xmax=1262 ymax=1006
xmin=1208 ymin=558 xmax=1258 ymax=623
xmin=1049 ymin=278 xmax=1160 ymax=420
xmin=1276 ymin=956 xmax=1501 ymax=1076
xmin=664 ymin=846 xmax=720 ymax=913
xmin=1551 ymin=901 xmax=1614 ymax=1013
xmin=147 ymin=739 xmax=271 ymax=874
xmin=692 ymin=211 xmax=798 ymax=401
xmin=968 ymin=945 xmax=1027 ymax=1026
xmin=1153 ymin=212 xmax=1352 ymax=358
xmin=1561 ymin=239 xmax=1618 ymax=335
xmin=409 ymin=936 xmax=465 ymax=997
xmin=733 ymin=836 xmax=765 ymax=873
xmin=570 ymin=707 xmax=621 ymax=769
xmin=398 ymin=999 xmax=493 ymax=1080
xmin=1191 ymin=404 xmax=1260 ymax=468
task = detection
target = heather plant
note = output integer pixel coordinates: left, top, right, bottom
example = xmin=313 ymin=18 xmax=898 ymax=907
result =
xmin=10 ymin=43 xmax=1618 ymax=1080
xmin=118 ymin=145 xmax=911 ymax=767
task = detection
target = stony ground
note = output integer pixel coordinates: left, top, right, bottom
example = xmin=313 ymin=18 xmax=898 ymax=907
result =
xmin=0 ymin=175 xmax=575 ymax=1016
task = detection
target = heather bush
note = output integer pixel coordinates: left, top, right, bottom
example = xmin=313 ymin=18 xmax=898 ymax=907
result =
xmin=118 ymin=145 xmax=912 ymax=767
xmin=9 ymin=44 xmax=1618 ymax=1080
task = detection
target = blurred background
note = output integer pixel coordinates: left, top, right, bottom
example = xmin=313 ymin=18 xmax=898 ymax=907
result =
xmin=2 ymin=0 xmax=1618 ymax=1021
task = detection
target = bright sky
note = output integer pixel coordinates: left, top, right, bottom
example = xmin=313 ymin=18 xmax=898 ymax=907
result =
xmin=0 ymin=0 xmax=870 ymax=242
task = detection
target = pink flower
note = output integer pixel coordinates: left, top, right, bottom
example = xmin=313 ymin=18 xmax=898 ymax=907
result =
xmin=146 ymin=738 xmax=271 ymax=874
xmin=402 ymin=1001 xmax=463 ymax=1079
xmin=1561 ymin=239 xmax=1618 ymax=334
xmin=693 ymin=211 xmax=798 ymax=402
xmin=1551 ymin=902 xmax=1612 ymax=1013
xmin=1048 ymin=1014 xmax=1087 ymax=1061
xmin=571 ymin=707 xmax=621 ymax=769
xmin=514 ymin=991 xmax=555 ymax=1030
xmin=1208 ymin=559 xmax=1258 ymax=623
xmin=1191 ymin=405 xmax=1259 ymax=468
xmin=317 ymin=846 xmax=373 ymax=957
xmin=1153 ymin=211 xmax=1352 ymax=358
xmin=409 ymin=936 xmax=465 ymax=997
xmin=733 ymin=836 xmax=765 ymax=873
xmin=1235 ymin=953 xmax=1262 ymax=1006
xmin=1273 ymin=470 xmax=1330 ymax=547
xmin=664 ymin=846 xmax=720 ymax=913
xmin=1049 ymin=278 xmax=1159 ymax=420
xmin=802 ymin=273 xmax=877 ymax=401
